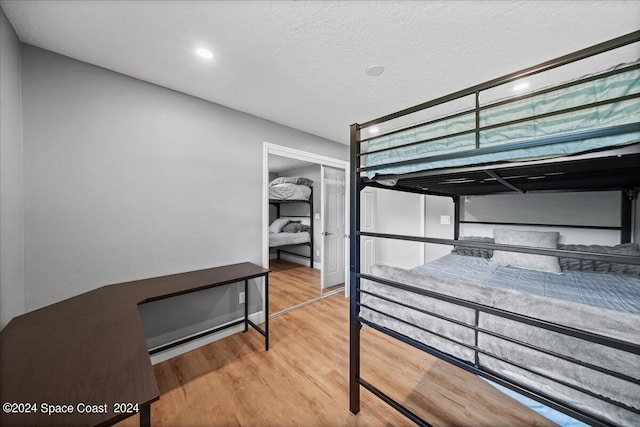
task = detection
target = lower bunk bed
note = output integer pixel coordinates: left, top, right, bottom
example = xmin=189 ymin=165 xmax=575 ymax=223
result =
xmin=269 ymin=216 xmax=313 ymax=267
xmin=360 ymin=250 xmax=640 ymax=426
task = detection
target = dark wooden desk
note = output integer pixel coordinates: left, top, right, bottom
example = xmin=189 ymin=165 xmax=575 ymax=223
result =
xmin=0 ymin=262 xmax=269 ymax=427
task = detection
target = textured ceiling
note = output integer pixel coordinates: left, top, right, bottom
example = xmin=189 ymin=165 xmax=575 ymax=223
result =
xmin=1 ymin=0 xmax=639 ymax=144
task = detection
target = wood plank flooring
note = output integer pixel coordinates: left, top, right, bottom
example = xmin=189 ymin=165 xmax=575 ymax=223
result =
xmin=116 ymin=294 xmax=555 ymax=427
xmin=269 ymin=259 xmax=322 ymax=314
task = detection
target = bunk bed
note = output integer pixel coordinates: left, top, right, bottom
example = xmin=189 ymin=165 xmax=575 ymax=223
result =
xmin=349 ymin=31 xmax=640 ymax=427
xmin=269 ymin=177 xmax=314 ymax=268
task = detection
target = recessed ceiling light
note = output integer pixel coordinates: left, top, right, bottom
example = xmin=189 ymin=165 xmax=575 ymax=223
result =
xmin=365 ymin=65 xmax=384 ymax=77
xmin=513 ymin=81 xmax=530 ymax=92
xmin=369 ymin=126 xmax=380 ymax=134
xmin=196 ymin=47 xmax=213 ymax=60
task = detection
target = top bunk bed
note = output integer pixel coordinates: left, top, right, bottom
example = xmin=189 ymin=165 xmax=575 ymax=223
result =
xmin=269 ymin=176 xmax=313 ymax=202
xmin=353 ymin=31 xmax=640 ymax=197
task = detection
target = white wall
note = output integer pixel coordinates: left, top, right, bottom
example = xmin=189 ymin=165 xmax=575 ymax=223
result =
xmin=0 ymin=8 xmax=25 ymax=329
xmin=20 ymin=45 xmax=348 ymax=345
xmin=424 ymin=195 xmax=454 ymax=262
xmin=422 ymin=191 xmax=628 ymax=262
xmin=374 ymin=188 xmax=424 ymax=269
xmin=461 ymin=191 xmax=622 ymax=245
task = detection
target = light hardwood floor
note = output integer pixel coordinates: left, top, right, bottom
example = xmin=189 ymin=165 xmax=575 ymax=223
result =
xmin=116 ymin=294 xmax=555 ymax=427
xmin=269 ymin=259 xmax=322 ymax=314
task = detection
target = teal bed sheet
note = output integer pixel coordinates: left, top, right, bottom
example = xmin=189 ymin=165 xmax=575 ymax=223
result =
xmin=364 ymin=62 xmax=640 ymax=178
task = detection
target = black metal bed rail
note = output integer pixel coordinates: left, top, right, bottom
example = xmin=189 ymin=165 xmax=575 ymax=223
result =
xmin=359 ymin=61 xmax=640 ymax=146
xmin=459 ymin=220 xmax=622 ymax=231
xmin=357 ymin=304 xmax=637 ymax=412
xmin=358 ymin=317 xmax=614 ymax=427
xmin=358 ymin=378 xmax=433 ymax=427
xmin=359 ymin=107 xmax=476 ymax=145
xmin=359 ymin=231 xmax=640 ymax=266
xmin=277 ymin=247 xmax=311 ymax=256
xmin=358 ymin=289 xmax=639 ymax=385
xmin=359 ymin=92 xmax=639 ymax=159
xmin=360 ymin=141 xmax=640 ymax=184
xmin=479 ymin=62 xmax=640 ymax=112
xmin=359 ymin=272 xmax=640 ymax=355
xmin=358 ymin=122 xmax=640 ymax=174
xmin=359 ymin=31 xmax=640 ymax=130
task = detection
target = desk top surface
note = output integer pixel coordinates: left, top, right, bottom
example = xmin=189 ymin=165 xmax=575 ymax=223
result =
xmin=0 ymin=262 xmax=269 ymax=427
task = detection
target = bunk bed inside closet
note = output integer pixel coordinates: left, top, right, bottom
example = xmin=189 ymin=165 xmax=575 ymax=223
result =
xmin=350 ymin=31 xmax=640 ymax=427
xmin=269 ymin=177 xmax=314 ymax=268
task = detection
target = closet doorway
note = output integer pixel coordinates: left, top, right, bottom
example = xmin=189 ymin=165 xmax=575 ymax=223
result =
xmin=263 ymin=143 xmax=349 ymax=317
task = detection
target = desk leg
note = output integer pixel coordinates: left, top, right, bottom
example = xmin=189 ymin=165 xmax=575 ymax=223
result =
xmin=244 ymin=279 xmax=249 ymax=333
xmin=140 ymin=404 xmax=151 ymax=427
xmin=265 ymin=273 xmax=269 ymax=351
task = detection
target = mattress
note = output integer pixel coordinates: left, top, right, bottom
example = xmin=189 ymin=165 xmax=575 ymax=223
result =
xmin=269 ymin=231 xmax=310 ymax=247
xmin=364 ymin=62 xmax=640 ymax=178
xmin=360 ymin=255 xmax=640 ymax=426
xmin=413 ymin=254 xmax=640 ymax=314
xmin=269 ymin=183 xmax=311 ymax=201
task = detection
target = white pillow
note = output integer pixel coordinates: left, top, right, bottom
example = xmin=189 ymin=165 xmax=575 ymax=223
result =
xmin=269 ymin=217 xmax=291 ymax=234
xmin=491 ymin=229 xmax=561 ymax=273
xmin=269 ymin=217 xmax=311 ymax=234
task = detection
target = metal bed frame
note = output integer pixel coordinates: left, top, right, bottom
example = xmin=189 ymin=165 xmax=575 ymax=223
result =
xmin=349 ymin=31 xmax=640 ymax=427
xmin=269 ymin=186 xmax=314 ymax=268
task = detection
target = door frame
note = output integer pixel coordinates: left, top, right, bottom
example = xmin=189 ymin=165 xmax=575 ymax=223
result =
xmin=262 ymin=142 xmax=350 ymax=296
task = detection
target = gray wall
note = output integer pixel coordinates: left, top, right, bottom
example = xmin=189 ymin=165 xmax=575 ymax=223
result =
xmin=375 ymin=188 xmax=424 ymax=269
xmin=20 ymin=45 xmax=347 ymax=345
xmin=461 ymin=191 xmax=621 ymax=245
xmin=424 ymin=195 xmax=455 ymax=263
xmin=0 ymin=8 xmax=25 ymax=329
xmin=423 ymin=191 xmax=630 ymax=262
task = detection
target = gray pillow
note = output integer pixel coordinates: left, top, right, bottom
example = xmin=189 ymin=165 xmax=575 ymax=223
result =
xmin=558 ymin=243 xmax=640 ymax=277
xmin=451 ymin=236 xmax=494 ymax=259
xmin=491 ymin=229 xmax=561 ymax=273
xmin=281 ymin=221 xmax=310 ymax=233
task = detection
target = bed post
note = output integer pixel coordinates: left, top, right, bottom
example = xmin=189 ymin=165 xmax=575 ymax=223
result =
xmin=621 ymin=189 xmax=634 ymax=244
xmin=453 ymin=196 xmax=461 ymax=241
xmin=349 ymin=123 xmax=361 ymax=414
xmin=310 ymin=186 xmax=314 ymax=268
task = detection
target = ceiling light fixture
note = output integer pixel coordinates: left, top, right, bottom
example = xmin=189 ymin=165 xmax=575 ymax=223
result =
xmin=369 ymin=126 xmax=380 ymax=134
xmin=513 ymin=81 xmax=530 ymax=92
xmin=196 ymin=47 xmax=213 ymax=60
xmin=365 ymin=65 xmax=384 ymax=77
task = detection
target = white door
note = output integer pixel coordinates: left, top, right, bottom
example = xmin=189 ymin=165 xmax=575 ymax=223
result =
xmin=321 ymin=165 xmax=345 ymax=288
xmin=361 ymin=188 xmax=376 ymax=274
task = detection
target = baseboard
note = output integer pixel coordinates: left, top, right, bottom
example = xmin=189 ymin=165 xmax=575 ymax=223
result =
xmin=275 ymin=252 xmax=321 ymax=270
xmin=149 ymin=311 xmax=264 ymax=365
